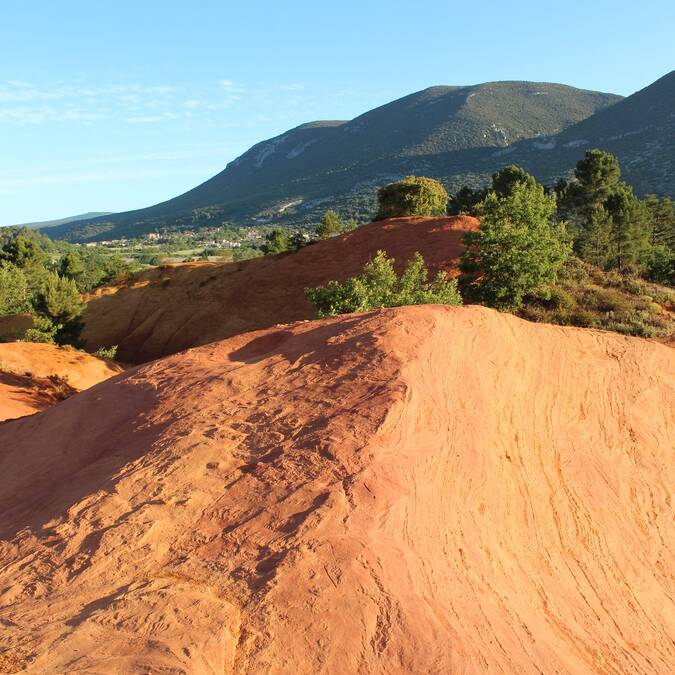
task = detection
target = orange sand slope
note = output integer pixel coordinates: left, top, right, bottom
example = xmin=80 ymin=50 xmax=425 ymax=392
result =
xmin=0 ymin=305 xmax=673 ymax=673
xmin=82 ymin=215 xmax=477 ymax=363
xmin=0 ymin=342 xmax=122 ymax=422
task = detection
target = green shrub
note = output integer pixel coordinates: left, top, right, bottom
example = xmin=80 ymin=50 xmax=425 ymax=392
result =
xmin=305 ymin=250 xmax=461 ymax=318
xmin=21 ymin=316 xmax=57 ymax=343
xmin=233 ymin=246 xmax=263 ymax=262
xmin=586 ymin=287 xmax=632 ymax=314
xmin=94 ymin=345 xmax=118 ymax=360
xmin=569 ymin=309 xmax=597 ymax=327
xmin=376 ymin=176 xmax=448 ymax=220
xmin=544 ymin=286 xmax=576 ymax=311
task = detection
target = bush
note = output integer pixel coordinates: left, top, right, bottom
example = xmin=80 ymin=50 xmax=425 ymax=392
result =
xmin=569 ymin=309 xmax=597 ymax=328
xmin=585 ymin=287 xmax=632 ymax=314
xmin=305 ymin=250 xmax=461 ymax=318
xmin=21 ymin=316 xmax=58 ymax=343
xmin=544 ymin=286 xmax=576 ymax=311
xmin=94 ymin=345 xmax=118 ymax=360
xmin=233 ymin=246 xmax=263 ymax=262
xmin=376 ymin=176 xmax=448 ymax=220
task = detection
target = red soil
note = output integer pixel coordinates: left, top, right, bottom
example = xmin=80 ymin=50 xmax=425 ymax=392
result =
xmin=0 ymin=342 xmax=123 ymax=422
xmin=0 ymin=305 xmax=672 ymax=673
xmin=82 ymin=216 xmax=477 ymax=363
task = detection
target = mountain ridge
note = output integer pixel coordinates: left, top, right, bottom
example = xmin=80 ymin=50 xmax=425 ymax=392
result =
xmin=42 ymin=74 xmax=673 ymax=242
xmin=12 ymin=211 xmax=114 ymax=230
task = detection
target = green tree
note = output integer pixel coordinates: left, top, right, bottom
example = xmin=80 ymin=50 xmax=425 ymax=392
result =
xmin=644 ymin=245 xmax=674 ymax=285
xmin=376 ymin=176 xmax=448 ymax=220
xmin=0 ymin=261 xmax=29 ymax=315
xmin=644 ymin=195 xmax=674 ymax=251
xmin=448 ymin=186 xmax=486 ymax=215
xmin=461 ymin=181 xmax=570 ymax=309
xmin=315 ymin=210 xmax=342 ymax=239
xmin=571 ymin=148 xmax=622 ymax=211
xmin=604 ymin=184 xmax=652 ymax=273
xmin=103 ymin=254 xmax=132 ymax=284
xmin=263 ymin=228 xmax=291 ymax=255
xmin=305 ymin=250 xmax=461 ymax=318
xmin=0 ymin=234 xmax=46 ymax=269
xmin=35 ymin=272 xmax=83 ymax=325
xmin=576 ymin=207 xmax=612 ymax=269
xmin=59 ymin=251 xmax=85 ymax=282
xmin=491 ymin=165 xmax=538 ymax=197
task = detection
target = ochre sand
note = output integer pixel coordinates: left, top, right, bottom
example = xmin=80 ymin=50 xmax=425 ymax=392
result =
xmin=0 ymin=305 xmax=673 ymax=672
xmin=82 ymin=215 xmax=478 ymax=363
xmin=0 ymin=342 xmax=122 ymax=422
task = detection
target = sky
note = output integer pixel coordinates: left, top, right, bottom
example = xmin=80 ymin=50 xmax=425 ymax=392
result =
xmin=1 ymin=0 xmax=673 ymax=225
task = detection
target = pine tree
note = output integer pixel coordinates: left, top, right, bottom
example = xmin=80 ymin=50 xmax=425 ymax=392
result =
xmin=315 ymin=210 xmax=342 ymax=239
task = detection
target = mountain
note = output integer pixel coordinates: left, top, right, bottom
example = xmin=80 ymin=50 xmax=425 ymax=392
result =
xmin=12 ymin=211 xmax=114 ymax=230
xmin=44 ymin=81 xmax=622 ymax=241
xmin=1 ymin=305 xmax=673 ymax=672
xmin=494 ymin=70 xmax=675 ymax=195
xmin=82 ymin=215 xmax=477 ymax=362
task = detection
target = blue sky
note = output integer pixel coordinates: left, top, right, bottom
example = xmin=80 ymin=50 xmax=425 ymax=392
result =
xmin=1 ymin=0 xmax=673 ymax=225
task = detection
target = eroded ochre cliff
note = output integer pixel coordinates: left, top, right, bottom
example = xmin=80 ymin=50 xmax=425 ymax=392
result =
xmin=81 ymin=216 xmax=477 ymax=363
xmin=0 ymin=305 xmax=673 ymax=673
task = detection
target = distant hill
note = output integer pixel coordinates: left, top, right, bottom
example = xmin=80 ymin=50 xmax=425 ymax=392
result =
xmin=13 ymin=212 xmax=114 ymax=230
xmin=45 ymin=75 xmax=673 ymax=242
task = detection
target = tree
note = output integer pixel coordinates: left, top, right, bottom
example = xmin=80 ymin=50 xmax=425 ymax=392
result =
xmin=448 ymin=186 xmax=486 ymax=215
xmin=59 ymin=251 xmax=85 ymax=282
xmin=263 ymin=229 xmax=291 ymax=255
xmin=305 ymin=250 xmax=461 ymax=318
xmin=461 ymin=181 xmax=570 ymax=310
xmin=604 ymin=184 xmax=652 ymax=273
xmin=644 ymin=245 xmax=674 ymax=285
xmin=376 ymin=176 xmax=448 ymax=220
xmin=491 ymin=165 xmax=538 ymax=197
xmin=576 ymin=207 xmax=612 ymax=269
xmin=644 ymin=195 xmax=674 ymax=251
xmin=0 ymin=234 xmax=46 ymax=269
xmin=572 ymin=148 xmax=622 ymax=210
xmin=35 ymin=272 xmax=83 ymax=325
xmin=558 ymin=151 xmax=656 ymax=275
xmin=315 ymin=210 xmax=342 ymax=239
xmin=0 ymin=261 xmax=29 ymax=315
xmin=103 ymin=254 xmax=132 ymax=284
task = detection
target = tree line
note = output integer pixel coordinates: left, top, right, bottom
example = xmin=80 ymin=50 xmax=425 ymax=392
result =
xmin=0 ymin=229 xmax=131 ymax=343
xmin=305 ymin=150 xmax=673 ymax=320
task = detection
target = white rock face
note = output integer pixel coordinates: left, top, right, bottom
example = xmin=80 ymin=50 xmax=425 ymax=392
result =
xmin=255 ymin=136 xmax=288 ymax=168
xmin=286 ymin=139 xmax=317 ymax=159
